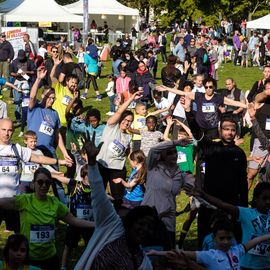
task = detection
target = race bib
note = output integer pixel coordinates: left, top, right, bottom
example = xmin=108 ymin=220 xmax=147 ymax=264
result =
xmin=202 ymin=103 xmax=215 ymax=113
xmin=76 ymin=204 xmax=92 ymax=220
xmin=108 ymin=139 xmax=126 ymax=157
xmin=24 ymin=162 xmax=39 ymax=174
xmin=22 ymin=98 xmax=30 ymax=107
xmin=265 ymin=118 xmax=270 ymax=131
xmin=0 ymin=159 xmax=18 ymax=174
xmin=177 ymin=151 xmax=187 ymax=163
xmin=39 ymin=121 xmax=54 ymax=136
xmin=249 ymin=238 xmax=270 ymax=256
xmin=62 ymin=95 xmax=72 ymax=106
xmin=30 ymin=224 xmax=55 ymax=243
xmin=136 ymin=118 xmax=146 ymax=129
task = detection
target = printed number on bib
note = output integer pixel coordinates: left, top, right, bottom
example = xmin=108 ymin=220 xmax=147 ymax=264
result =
xmin=30 ymin=224 xmax=55 ymax=243
xmin=265 ymin=118 xmax=270 ymax=131
xmin=108 ymin=139 xmax=126 ymax=157
xmin=24 ymin=162 xmax=39 ymax=174
xmin=249 ymin=238 xmax=270 ymax=256
xmin=202 ymin=103 xmax=215 ymax=113
xmin=39 ymin=121 xmax=54 ymax=136
xmin=136 ymin=118 xmax=146 ymax=129
xmin=177 ymin=151 xmax=187 ymax=163
xmin=0 ymin=160 xmax=18 ymax=174
xmin=76 ymin=204 xmax=92 ymax=220
xmin=62 ymin=95 xmax=72 ymax=106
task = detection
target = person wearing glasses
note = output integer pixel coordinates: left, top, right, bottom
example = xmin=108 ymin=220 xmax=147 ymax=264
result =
xmin=0 ymin=167 xmax=94 ymax=270
xmin=157 ymin=77 xmax=247 ymax=140
xmin=44 ymin=46 xmax=62 ymax=87
xmin=28 ymin=68 xmax=73 ymax=204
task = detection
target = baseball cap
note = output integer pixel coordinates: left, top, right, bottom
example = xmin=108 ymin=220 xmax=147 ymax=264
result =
xmin=17 ymin=49 xmax=26 ymax=60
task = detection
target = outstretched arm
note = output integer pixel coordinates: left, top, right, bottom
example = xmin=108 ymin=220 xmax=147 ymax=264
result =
xmin=107 ymin=91 xmax=143 ymax=126
xmin=224 ymin=97 xmax=247 ymax=109
xmin=156 ymin=85 xmax=195 ymax=100
xmin=244 ymin=233 xmax=270 ymax=252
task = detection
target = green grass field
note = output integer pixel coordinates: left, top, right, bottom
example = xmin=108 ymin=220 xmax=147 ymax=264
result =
xmin=0 ymin=56 xmax=262 ymax=268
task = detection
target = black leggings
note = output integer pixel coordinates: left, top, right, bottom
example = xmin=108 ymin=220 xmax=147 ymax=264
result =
xmin=86 ymin=74 xmax=98 ymax=91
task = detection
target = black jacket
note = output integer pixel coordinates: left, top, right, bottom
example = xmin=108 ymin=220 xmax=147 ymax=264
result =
xmin=0 ymin=40 xmax=14 ymax=61
xmin=186 ymin=110 xmax=248 ymax=207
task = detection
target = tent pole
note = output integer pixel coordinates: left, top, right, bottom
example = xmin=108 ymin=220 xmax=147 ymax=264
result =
xmin=83 ymin=0 xmax=89 ymax=45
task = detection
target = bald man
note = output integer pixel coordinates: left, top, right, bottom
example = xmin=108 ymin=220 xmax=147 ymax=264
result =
xmin=0 ymin=118 xmax=71 ymax=231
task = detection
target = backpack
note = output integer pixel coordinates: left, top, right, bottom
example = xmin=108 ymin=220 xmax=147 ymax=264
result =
xmin=161 ymin=35 xmax=167 ymax=46
xmin=72 ymin=64 xmax=84 ymax=90
xmin=242 ymin=42 xmax=248 ymax=52
xmin=11 ymin=143 xmax=22 ymax=175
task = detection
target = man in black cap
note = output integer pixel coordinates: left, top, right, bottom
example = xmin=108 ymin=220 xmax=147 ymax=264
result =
xmin=0 ymin=33 xmax=14 ymax=91
xmin=9 ymin=49 xmax=35 ymax=123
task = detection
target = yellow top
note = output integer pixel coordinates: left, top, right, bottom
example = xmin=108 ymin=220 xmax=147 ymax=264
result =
xmin=52 ymin=82 xmax=74 ymax=127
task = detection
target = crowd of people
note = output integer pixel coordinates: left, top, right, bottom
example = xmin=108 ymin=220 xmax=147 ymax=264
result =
xmin=0 ymin=17 xmax=270 ymax=270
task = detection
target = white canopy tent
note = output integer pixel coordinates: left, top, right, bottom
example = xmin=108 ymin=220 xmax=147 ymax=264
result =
xmin=0 ymin=0 xmax=23 ymax=13
xmin=2 ymin=0 xmax=83 ymax=23
xmin=247 ymin=14 xmax=270 ymax=30
xmin=64 ymin=0 xmax=139 ymax=32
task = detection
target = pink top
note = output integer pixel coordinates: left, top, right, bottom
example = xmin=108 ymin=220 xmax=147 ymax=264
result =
xmin=115 ymin=76 xmax=131 ymax=94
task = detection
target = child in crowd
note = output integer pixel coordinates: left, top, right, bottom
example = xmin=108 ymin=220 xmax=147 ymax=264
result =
xmin=115 ymin=67 xmax=131 ymax=103
xmin=37 ymin=41 xmax=47 ymax=60
xmin=71 ymin=108 xmax=105 ymax=148
xmin=97 ymin=56 xmax=103 ymax=79
xmin=113 ymin=150 xmax=146 ymax=209
xmin=190 ymin=182 xmax=270 ymax=269
xmin=130 ymin=115 xmax=164 ymax=156
xmin=202 ymin=211 xmax=237 ymax=251
xmin=147 ymin=50 xmax=158 ymax=79
xmin=76 ymin=45 xmax=86 ymax=77
xmin=129 ymin=102 xmax=169 ymax=151
xmin=65 ymin=91 xmax=84 ymax=179
xmin=105 ymin=74 xmax=116 ymax=116
xmin=17 ymin=81 xmax=30 ymax=137
xmin=0 ymin=234 xmax=41 ymax=270
xmin=19 ymin=131 xmax=61 ymax=194
xmin=253 ymin=44 xmax=260 ymax=67
xmin=149 ymin=218 xmax=270 ymax=270
xmin=240 ymin=38 xmax=249 ymax=68
xmin=53 ymin=143 xmax=94 ymax=270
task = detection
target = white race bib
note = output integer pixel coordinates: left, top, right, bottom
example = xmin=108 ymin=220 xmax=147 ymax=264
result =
xmin=136 ymin=118 xmax=146 ymax=129
xmin=177 ymin=151 xmax=187 ymax=163
xmin=22 ymin=98 xmax=30 ymax=107
xmin=202 ymin=103 xmax=215 ymax=113
xmin=30 ymin=224 xmax=55 ymax=243
xmin=24 ymin=162 xmax=39 ymax=175
xmin=265 ymin=118 xmax=270 ymax=131
xmin=0 ymin=159 xmax=18 ymax=174
xmin=108 ymin=139 xmax=126 ymax=157
xmin=62 ymin=95 xmax=72 ymax=106
xmin=39 ymin=121 xmax=54 ymax=136
xmin=76 ymin=204 xmax=92 ymax=220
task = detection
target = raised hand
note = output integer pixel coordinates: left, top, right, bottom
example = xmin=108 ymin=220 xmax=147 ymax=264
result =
xmin=247 ymin=102 xmax=256 ymax=120
xmin=53 ymin=57 xmax=62 ymax=66
xmin=166 ymin=115 xmax=174 ymax=126
xmin=181 ymin=96 xmax=192 ymax=111
xmin=37 ymin=67 xmax=47 ymax=80
xmin=156 ymin=85 xmax=167 ymax=92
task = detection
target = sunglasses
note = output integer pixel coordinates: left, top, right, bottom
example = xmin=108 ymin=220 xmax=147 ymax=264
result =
xmin=36 ymin=180 xmax=52 ymax=187
xmin=52 ymin=50 xmax=58 ymax=53
xmin=205 ymin=85 xmax=213 ymax=89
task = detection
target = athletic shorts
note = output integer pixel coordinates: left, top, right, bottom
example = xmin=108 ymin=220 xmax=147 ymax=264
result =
xmin=248 ymin=138 xmax=268 ymax=170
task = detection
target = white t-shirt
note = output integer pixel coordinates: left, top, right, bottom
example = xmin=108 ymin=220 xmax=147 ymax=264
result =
xmin=105 ymin=81 xmax=115 ymax=97
xmin=0 ymin=100 xmax=7 ymax=119
xmin=0 ymin=143 xmax=31 ymax=197
xmin=192 ymin=85 xmax=205 ymax=93
xmin=154 ymin=97 xmax=170 ymax=117
xmin=38 ymin=47 xmax=47 ymax=59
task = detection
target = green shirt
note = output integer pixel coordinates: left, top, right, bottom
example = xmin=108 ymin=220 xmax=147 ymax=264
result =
xmin=176 ymin=144 xmax=194 ymax=173
xmin=15 ymin=194 xmax=69 ymax=260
